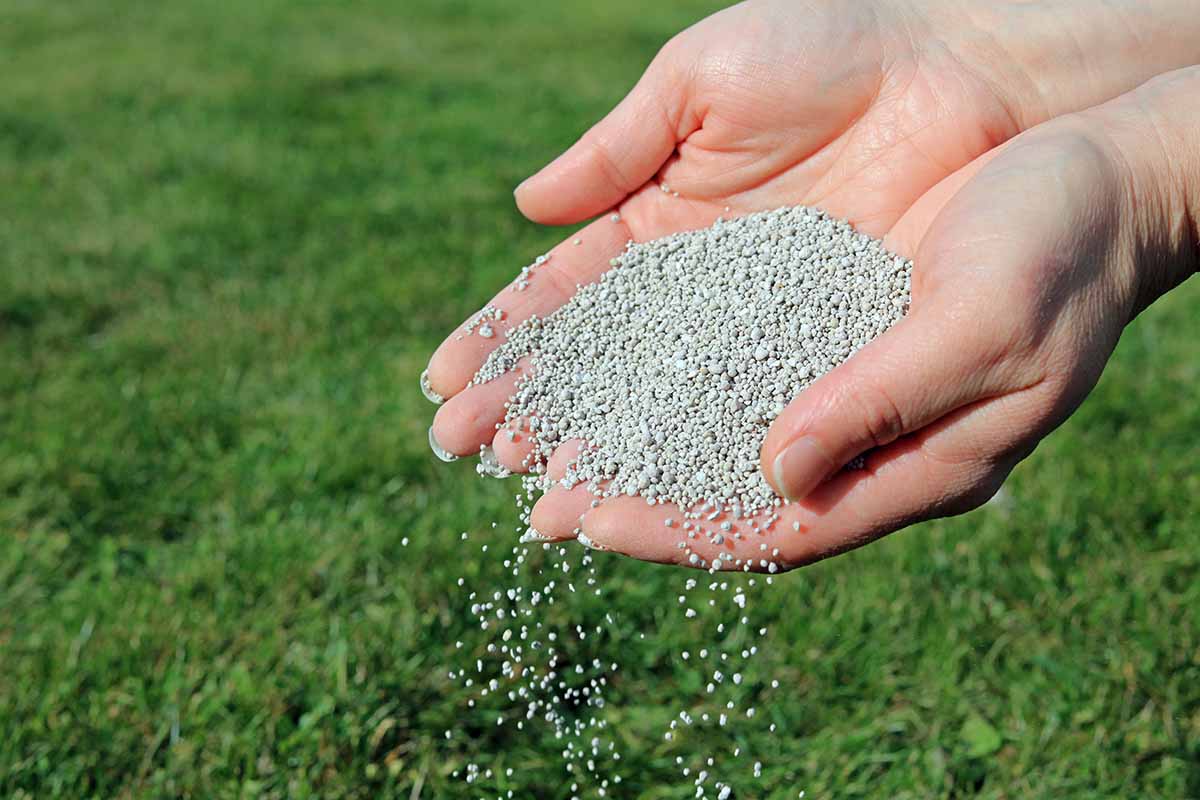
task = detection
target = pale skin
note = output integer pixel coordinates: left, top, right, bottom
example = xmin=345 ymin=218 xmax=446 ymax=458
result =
xmin=426 ymin=0 xmax=1200 ymax=570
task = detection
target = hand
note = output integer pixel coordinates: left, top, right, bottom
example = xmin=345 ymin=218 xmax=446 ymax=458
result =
xmin=424 ymin=0 xmax=1199 ymax=567
xmin=744 ymin=67 xmax=1200 ymax=567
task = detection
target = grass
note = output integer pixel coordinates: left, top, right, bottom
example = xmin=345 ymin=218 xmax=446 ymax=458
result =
xmin=1 ymin=1 xmax=1198 ymax=797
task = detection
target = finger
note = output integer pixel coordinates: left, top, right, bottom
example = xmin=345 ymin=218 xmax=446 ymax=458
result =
xmin=762 ymin=386 xmax=1046 ymax=568
xmin=578 ymin=496 xmax=740 ymax=570
xmin=529 ymin=487 xmax=595 ymax=540
xmin=430 ymin=366 xmax=524 ymax=458
xmin=582 ymin=386 xmax=1044 ymax=569
xmin=514 ymin=44 xmax=695 ymax=225
xmin=528 ymin=441 xmax=590 ymax=540
xmin=492 ymin=418 xmax=538 ymax=474
xmin=425 ymin=216 xmax=632 ymax=399
xmin=543 ymin=440 xmax=586 ymax=482
xmin=759 ymin=291 xmax=1033 ymax=502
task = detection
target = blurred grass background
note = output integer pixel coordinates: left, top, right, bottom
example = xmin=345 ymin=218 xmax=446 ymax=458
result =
xmin=1 ymin=1 xmax=1197 ymax=797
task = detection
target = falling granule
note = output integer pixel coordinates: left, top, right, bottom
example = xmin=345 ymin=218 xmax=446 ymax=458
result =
xmin=439 ymin=205 xmax=912 ymax=797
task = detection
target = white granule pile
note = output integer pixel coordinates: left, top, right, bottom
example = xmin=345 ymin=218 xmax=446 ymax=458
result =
xmin=473 ymin=205 xmax=912 ymax=518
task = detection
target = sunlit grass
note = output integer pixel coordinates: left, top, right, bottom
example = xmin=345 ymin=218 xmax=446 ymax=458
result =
xmin=1 ymin=1 xmax=1197 ymax=797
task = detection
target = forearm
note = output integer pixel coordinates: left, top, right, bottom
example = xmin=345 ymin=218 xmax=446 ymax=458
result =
xmin=942 ymin=0 xmax=1200 ymax=131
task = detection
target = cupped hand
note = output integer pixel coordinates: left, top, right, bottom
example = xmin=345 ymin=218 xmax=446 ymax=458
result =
xmin=424 ymin=0 xmax=1200 ymax=569
xmin=743 ymin=67 xmax=1199 ymax=569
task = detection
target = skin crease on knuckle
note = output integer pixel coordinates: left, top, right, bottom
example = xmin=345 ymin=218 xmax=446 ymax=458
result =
xmin=842 ymin=376 xmax=909 ymax=453
xmin=919 ymin=453 xmax=997 ymax=518
xmin=943 ymin=469 xmax=1009 ymax=518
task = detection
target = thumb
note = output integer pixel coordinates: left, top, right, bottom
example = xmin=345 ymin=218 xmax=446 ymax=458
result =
xmin=514 ymin=42 xmax=694 ymax=225
xmin=760 ymin=296 xmax=1020 ymax=502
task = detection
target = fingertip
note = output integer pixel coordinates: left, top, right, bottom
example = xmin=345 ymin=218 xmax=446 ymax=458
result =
xmin=512 ymin=173 xmax=541 ymax=221
xmin=426 ymin=327 xmax=499 ymax=399
xmin=530 ymin=486 xmax=593 ymax=540
xmin=514 ymin=60 xmax=688 ymax=226
xmin=513 ymin=153 xmax=615 ymax=227
xmin=540 ymin=440 xmax=581 ymax=479
xmin=492 ymin=424 xmax=536 ymax=474
xmin=767 ymin=435 xmax=838 ymax=502
xmin=431 ymin=370 xmax=521 ymax=456
xmin=430 ymin=402 xmax=478 ymax=458
xmin=512 ymin=171 xmax=553 ymax=223
xmin=580 ymin=496 xmax=687 ymax=566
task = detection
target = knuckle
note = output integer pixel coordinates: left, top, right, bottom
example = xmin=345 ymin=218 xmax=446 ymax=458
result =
xmin=844 ymin=379 xmax=907 ymax=450
xmin=951 ymin=471 xmax=1008 ymax=516
xmin=1021 ymin=121 xmax=1115 ymax=179
xmin=539 ymin=263 xmax=583 ymax=306
xmin=1135 ymin=65 xmax=1200 ymax=100
xmin=585 ymin=136 xmax=634 ymax=194
xmin=985 ymin=310 xmax=1045 ymax=376
xmin=656 ymin=32 xmax=688 ymax=64
xmin=918 ymin=448 xmax=1007 ymax=518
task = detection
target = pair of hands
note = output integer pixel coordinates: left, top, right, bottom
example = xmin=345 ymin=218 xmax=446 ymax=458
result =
xmin=426 ymin=0 xmax=1200 ymax=570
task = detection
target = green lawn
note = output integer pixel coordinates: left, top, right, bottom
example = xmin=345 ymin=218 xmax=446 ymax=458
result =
xmin=1 ymin=1 xmax=1198 ymax=798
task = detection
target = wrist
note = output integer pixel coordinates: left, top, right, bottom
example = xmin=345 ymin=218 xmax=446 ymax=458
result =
xmin=940 ymin=0 xmax=1200 ymax=131
xmin=1086 ymin=67 xmax=1200 ymax=316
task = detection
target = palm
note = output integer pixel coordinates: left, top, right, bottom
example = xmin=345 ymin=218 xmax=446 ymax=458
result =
xmin=613 ymin=1 xmax=1015 ymax=251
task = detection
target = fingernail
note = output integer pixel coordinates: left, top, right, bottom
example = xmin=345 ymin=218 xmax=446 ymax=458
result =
xmin=772 ymin=436 xmax=832 ymax=501
xmin=519 ymin=528 xmax=552 ymax=544
xmin=428 ymin=426 xmax=458 ymax=462
xmin=576 ymin=532 xmax=610 ymax=552
xmin=475 ymin=445 xmax=510 ymax=478
xmin=419 ymin=368 xmax=444 ymax=405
